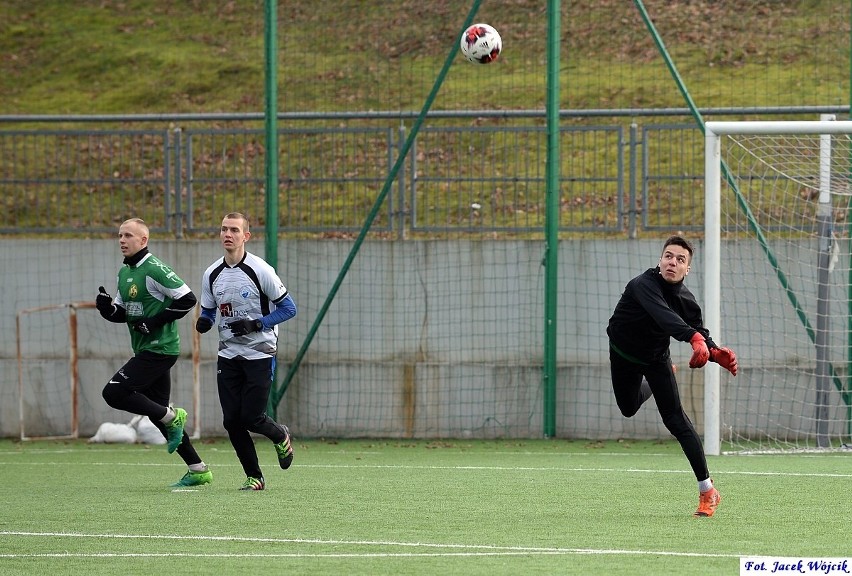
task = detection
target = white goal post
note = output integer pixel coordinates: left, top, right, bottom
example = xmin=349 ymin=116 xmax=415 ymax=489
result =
xmin=704 ymin=118 xmax=852 ymax=454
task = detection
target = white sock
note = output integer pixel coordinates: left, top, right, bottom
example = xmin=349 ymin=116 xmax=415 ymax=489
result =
xmin=160 ymin=406 xmax=176 ymax=424
xmin=698 ymin=478 xmax=713 ymax=493
xmin=189 ymin=462 xmax=207 ymax=473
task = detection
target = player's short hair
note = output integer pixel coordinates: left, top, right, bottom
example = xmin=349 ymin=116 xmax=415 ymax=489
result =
xmin=223 ymin=212 xmax=250 ymax=233
xmin=662 ymin=235 xmax=694 ymax=262
xmin=121 ymin=217 xmax=149 ymax=237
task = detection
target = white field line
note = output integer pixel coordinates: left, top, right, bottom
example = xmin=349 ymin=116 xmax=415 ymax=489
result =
xmin=0 ymin=459 xmax=851 ymax=478
xmin=1 ymin=447 xmax=849 ymax=459
xmin=0 ymin=530 xmax=740 ymax=559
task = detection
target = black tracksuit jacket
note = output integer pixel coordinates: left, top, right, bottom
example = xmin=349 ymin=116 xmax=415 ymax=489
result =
xmin=607 ymin=266 xmax=717 ymax=364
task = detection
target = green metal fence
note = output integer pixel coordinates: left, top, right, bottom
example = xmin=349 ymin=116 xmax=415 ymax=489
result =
xmin=3 ymin=110 xmax=846 ymax=238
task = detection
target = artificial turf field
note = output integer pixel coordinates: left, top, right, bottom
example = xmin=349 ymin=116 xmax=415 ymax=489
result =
xmin=0 ymin=437 xmax=849 ymax=575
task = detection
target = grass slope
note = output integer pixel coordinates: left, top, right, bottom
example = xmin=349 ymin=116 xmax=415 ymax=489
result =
xmin=1 ymin=1 xmax=847 ymax=116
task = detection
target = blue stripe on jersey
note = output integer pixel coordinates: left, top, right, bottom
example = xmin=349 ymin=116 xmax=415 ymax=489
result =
xmin=260 ymin=294 xmax=296 ymax=329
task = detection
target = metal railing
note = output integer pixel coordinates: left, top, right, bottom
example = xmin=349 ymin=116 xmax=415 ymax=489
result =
xmin=2 ymin=107 xmax=847 ymax=237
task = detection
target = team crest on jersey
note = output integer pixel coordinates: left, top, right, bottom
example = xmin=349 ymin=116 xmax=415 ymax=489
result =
xmin=240 ymin=285 xmax=254 ymax=299
xmin=129 ymin=284 xmax=138 ymax=299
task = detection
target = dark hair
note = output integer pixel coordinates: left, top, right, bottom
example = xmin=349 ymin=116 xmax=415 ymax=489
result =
xmin=663 ymin=235 xmax=694 ymax=261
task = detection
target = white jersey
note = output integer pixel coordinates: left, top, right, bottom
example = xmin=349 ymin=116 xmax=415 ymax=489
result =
xmin=200 ymin=251 xmax=288 ymax=360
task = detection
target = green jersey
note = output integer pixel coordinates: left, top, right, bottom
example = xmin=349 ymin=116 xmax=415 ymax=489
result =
xmin=114 ymin=252 xmax=191 ymax=355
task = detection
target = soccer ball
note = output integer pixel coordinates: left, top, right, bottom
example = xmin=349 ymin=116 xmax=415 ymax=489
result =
xmin=460 ymin=23 xmax=502 ymax=64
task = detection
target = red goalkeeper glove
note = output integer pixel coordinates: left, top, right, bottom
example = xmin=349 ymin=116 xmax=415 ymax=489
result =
xmin=689 ymin=332 xmax=710 ymax=369
xmin=710 ymin=347 xmax=738 ymax=376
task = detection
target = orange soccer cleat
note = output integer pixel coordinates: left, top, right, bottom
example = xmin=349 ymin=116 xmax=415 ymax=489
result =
xmin=694 ymin=486 xmax=721 ymax=517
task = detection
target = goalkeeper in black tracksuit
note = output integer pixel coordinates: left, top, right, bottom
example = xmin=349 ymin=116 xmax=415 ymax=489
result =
xmin=607 ymin=235 xmax=738 ymax=517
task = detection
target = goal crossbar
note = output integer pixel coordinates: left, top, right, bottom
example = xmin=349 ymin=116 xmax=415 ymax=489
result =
xmin=707 ymin=120 xmax=852 ymax=136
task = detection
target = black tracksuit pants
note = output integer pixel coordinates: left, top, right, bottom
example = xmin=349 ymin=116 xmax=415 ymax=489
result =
xmin=609 ymin=346 xmax=710 ymax=482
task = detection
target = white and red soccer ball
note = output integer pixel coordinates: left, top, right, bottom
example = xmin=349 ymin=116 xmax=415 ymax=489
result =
xmin=460 ymin=23 xmax=502 ymax=64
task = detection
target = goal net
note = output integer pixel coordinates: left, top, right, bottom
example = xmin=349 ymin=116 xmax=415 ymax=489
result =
xmin=705 ymin=119 xmax=852 ymax=454
xmin=16 ymin=301 xmax=202 ymax=441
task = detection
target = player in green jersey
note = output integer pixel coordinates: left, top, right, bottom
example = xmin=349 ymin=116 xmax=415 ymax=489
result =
xmin=96 ymin=218 xmax=212 ymax=488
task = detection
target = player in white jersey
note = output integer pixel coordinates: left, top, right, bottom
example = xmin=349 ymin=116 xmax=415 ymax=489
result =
xmin=196 ymin=212 xmax=297 ymax=491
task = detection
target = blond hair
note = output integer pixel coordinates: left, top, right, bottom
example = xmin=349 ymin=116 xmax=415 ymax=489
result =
xmin=120 ymin=217 xmax=149 ymax=236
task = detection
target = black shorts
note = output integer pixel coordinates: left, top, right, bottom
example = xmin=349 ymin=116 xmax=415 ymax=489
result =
xmin=112 ymin=350 xmax=177 ymax=403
